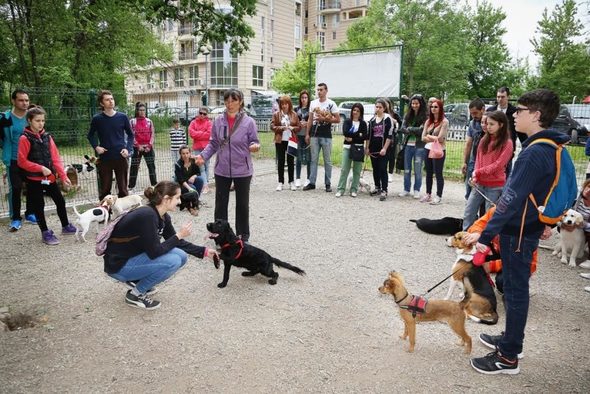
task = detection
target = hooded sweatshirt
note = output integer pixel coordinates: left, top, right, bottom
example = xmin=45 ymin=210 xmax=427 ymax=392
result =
xmin=189 ymin=117 xmax=213 ymax=151
xmin=479 ymin=130 xmax=571 ymax=245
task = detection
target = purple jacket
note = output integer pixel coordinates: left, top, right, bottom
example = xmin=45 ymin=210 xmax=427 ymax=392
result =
xmin=201 ymin=112 xmax=259 ymax=178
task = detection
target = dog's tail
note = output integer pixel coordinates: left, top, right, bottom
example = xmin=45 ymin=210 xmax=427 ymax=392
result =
xmin=272 ymin=258 xmax=306 ymax=276
xmin=72 ymin=204 xmax=82 ymax=218
xmin=409 ymin=219 xmax=417 ymax=223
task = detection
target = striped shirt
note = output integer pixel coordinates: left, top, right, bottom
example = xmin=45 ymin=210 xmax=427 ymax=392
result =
xmin=169 ymin=127 xmax=186 ymax=151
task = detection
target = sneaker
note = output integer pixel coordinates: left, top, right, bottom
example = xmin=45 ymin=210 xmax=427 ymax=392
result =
xmin=579 ymin=260 xmax=590 ymax=269
xmin=413 ymin=190 xmax=421 ymax=199
xmin=379 ymin=191 xmax=387 ymax=201
xmin=430 ymin=196 xmax=442 ymax=205
xmin=276 ymin=183 xmax=283 ymax=191
xmin=124 ymin=281 xmax=159 ymax=296
xmin=303 ymin=183 xmax=315 ymax=191
xmin=295 ymin=179 xmax=301 ymax=188
xmin=398 ymin=190 xmax=410 ymax=197
xmin=9 ymin=220 xmax=22 ymax=232
xmin=25 ymin=214 xmax=38 ymax=224
xmin=202 ymin=185 xmax=210 ymax=194
xmin=470 ymin=351 xmax=519 ymax=375
xmin=419 ymin=194 xmax=431 ymax=203
xmin=325 ymin=185 xmax=332 ymax=192
xmin=370 ymin=189 xmax=381 ymax=196
xmin=290 ymin=182 xmax=297 ymax=191
xmin=388 ymin=173 xmax=394 ymax=183
xmin=303 ymin=179 xmax=311 ymax=187
xmin=335 ymin=191 xmax=342 ymax=197
xmin=125 ymin=290 xmax=160 ymax=310
xmin=351 ymin=192 xmax=357 ymax=198
xmin=585 ymin=286 xmax=590 ymax=293
xmin=580 ymin=272 xmax=590 ymax=280
xmin=62 ymin=223 xmax=77 ymax=234
xmin=479 ymin=333 xmax=524 ymax=359
xmin=42 ymin=230 xmax=60 ymax=245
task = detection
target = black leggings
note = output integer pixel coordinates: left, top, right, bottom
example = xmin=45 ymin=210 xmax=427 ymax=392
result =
xmin=129 ymin=149 xmax=157 ymax=188
xmin=370 ymin=155 xmax=388 ymax=192
xmin=26 ymin=180 xmax=70 ymax=232
xmin=424 ymin=149 xmax=446 ymax=197
xmin=214 ymin=175 xmax=252 ymax=242
xmin=275 ymin=141 xmax=294 ymax=184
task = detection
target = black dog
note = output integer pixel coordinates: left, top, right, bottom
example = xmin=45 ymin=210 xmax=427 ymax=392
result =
xmin=179 ymin=191 xmax=200 ymax=215
xmin=410 ymin=217 xmax=463 ymax=235
xmin=206 ymin=219 xmax=306 ymax=288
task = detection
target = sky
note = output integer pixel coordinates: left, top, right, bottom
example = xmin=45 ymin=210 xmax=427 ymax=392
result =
xmin=465 ymin=0 xmax=586 ymax=69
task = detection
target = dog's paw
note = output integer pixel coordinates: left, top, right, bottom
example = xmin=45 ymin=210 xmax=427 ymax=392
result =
xmin=217 ymin=282 xmax=227 ymax=288
xmin=268 ymin=278 xmax=277 ymax=285
xmin=561 ymin=258 xmax=568 ymax=264
xmin=212 ymin=254 xmax=220 ymax=269
xmin=568 ymin=262 xmax=577 ymax=268
xmin=551 ymin=250 xmax=558 ymax=256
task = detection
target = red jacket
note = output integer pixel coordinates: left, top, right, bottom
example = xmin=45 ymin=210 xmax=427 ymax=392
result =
xmin=17 ymin=128 xmax=67 ymax=183
xmin=473 ymin=138 xmax=513 ymax=187
xmin=130 ymin=117 xmax=155 ymax=148
xmin=189 ymin=117 xmax=212 ymax=151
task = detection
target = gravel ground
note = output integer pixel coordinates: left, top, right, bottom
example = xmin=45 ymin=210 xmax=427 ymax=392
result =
xmin=1 ymin=159 xmax=589 ymax=393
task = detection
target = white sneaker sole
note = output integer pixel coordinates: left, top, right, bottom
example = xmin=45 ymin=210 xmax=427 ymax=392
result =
xmin=479 ymin=336 xmax=524 ymax=359
xmin=470 ymin=359 xmax=520 ymax=375
xmin=125 ymin=299 xmax=161 ymax=310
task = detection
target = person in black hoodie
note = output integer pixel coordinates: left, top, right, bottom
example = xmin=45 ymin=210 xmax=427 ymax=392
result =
xmin=104 ymin=181 xmax=218 ymax=310
xmin=471 ymin=89 xmax=570 ymax=375
xmin=335 ymin=103 xmax=368 ymax=197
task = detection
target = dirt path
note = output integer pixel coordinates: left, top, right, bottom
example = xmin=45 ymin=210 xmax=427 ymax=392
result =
xmin=1 ymin=160 xmax=589 ymax=393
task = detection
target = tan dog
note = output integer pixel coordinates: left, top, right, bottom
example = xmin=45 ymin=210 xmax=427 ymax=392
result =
xmin=101 ymin=194 xmax=143 ymax=218
xmin=553 ymin=209 xmax=586 ymax=267
xmin=378 ymin=271 xmax=472 ymax=353
xmin=445 ymin=231 xmax=475 ymax=300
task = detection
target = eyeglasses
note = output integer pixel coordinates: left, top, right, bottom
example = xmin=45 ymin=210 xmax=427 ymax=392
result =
xmin=514 ymin=107 xmax=529 ymax=114
xmin=430 ymin=106 xmax=439 ymax=109
xmin=199 ymin=112 xmax=208 ymax=116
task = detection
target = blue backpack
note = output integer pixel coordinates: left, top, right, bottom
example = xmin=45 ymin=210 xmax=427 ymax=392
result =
xmin=528 ymin=138 xmax=578 ymax=225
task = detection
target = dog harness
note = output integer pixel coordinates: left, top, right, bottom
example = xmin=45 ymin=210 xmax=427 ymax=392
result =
xmin=221 ymin=239 xmax=244 ymax=260
xmin=400 ymin=295 xmax=428 ymax=318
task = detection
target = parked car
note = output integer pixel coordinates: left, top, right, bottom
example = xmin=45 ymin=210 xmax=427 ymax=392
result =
xmin=566 ymin=104 xmax=590 ymax=142
xmin=552 ymin=105 xmax=588 ymax=145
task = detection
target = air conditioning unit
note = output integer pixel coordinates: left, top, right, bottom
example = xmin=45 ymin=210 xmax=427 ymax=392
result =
xmin=322 ymin=23 xmax=327 ymax=29
xmin=313 ymin=23 xmax=317 ymax=28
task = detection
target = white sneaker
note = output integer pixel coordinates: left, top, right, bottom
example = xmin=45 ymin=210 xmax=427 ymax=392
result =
xmin=388 ymin=173 xmax=394 ymax=183
xmin=398 ymin=190 xmax=410 ymax=197
xmin=585 ymin=286 xmax=590 ymax=293
xmin=430 ymin=196 xmax=442 ymax=205
xmin=290 ymin=182 xmax=297 ymax=191
xmin=304 ymin=179 xmax=311 ymax=187
xmin=335 ymin=191 xmax=342 ymax=197
xmin=276 ymin=183 xmax=283 ymax=191
xmin=579 ymin=260 xmax=590 ymax=269
xmin=413 ymin=190 xmax=421 ymax=199
xmin=580 ymin=272 xmax=590 ymax=280
xmin=419 ymin=194 xmax=431 ymax=203
xmin=295 ymin=179 xmax=301 ymax=188
xmin=351 ymin=192 xmax=357 ymax=198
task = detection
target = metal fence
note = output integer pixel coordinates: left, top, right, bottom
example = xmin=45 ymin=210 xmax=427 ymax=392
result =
xmin=2 ymin=113 xmax=590 ymax=218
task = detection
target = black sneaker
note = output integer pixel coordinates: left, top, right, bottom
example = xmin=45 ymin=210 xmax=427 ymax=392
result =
xmin=470 ymin=351 xmax=519 ymax=375
xmin=302 ymin=184 xmax=315 ymax=191
xmin=479 ymin=333 xmax=524 ymax=359
xmin=125 ymin=290 xmax=161 ymax=310
xmin=124 ymin=280 xmax=158 ymax=296
xmin=325 ymin=185 xmax=332 ymax=192
xmin=370 ymin=189 xmax=381 ymax=196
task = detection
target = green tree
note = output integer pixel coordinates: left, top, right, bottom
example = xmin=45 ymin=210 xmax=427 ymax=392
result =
xmin=271 ymin=41 xmax=321 ymax=96
xmin=531 ymin=0 xmax=590 ymax=100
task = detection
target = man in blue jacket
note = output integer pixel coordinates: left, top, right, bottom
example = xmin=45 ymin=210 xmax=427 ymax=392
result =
xmin=1 ymin=89 xmax=37 ymax=231
xmin=471 ymin=89 xmax=568 ymax=375
xmin=87 ymin=90 xmax=134 ymax=200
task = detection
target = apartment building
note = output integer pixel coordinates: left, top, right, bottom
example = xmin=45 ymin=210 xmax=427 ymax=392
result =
xmin=124 ymin=0 xmax=368 ymax=109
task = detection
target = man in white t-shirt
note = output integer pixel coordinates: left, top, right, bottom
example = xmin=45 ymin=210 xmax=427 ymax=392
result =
xmin=304 ymin=83 xmax=339 ymax=192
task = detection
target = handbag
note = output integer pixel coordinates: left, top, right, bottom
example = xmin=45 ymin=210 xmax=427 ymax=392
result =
xmin=395 ymin=146 xmax=405 ymax=172
xmin=428 ymin=139 xmax=444 ymax=159
xmin=349 ymin=144 xmax=365 ymax=162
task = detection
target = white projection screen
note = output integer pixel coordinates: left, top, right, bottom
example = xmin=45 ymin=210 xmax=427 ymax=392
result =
xmin=315 ymin=48 xmax=402 ymax=98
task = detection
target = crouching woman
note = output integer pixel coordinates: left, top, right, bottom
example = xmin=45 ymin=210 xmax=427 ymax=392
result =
xmin=104 ymin=180 xmax=218 ymax=310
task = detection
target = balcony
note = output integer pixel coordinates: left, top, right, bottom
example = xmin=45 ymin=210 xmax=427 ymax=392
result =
xmin=319 ymin=1 xmax=340 ymax=14
xmin=178 ymin=52 xmax=198 ymax=61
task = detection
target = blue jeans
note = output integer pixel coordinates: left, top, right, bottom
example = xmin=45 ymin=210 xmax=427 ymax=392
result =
xmin=296 ymin=135 xmax=311 ymax=180
xmin=465 ymin=161 xmax=475 ymax=200
xmin=193 ymin=149 xmax=209 ymax=185
xmin=497 ymin=234 xmax=538 ymax=359
xmin=109 ymin=248 xmax=188 ymax=294
xmin=309 ymin=137 xmax=332 ymax=186
xmin=462 ymin=184 xmax=503 ymax=230
xmin=403 ymin=145 xmax=425 ymax=193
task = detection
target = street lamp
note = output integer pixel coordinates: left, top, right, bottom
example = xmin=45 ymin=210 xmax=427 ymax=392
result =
xmin=202 ymin=47 xmax=210 ymax=106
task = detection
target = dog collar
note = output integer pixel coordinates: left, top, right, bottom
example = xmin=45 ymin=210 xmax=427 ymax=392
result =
xmin=394 ymin=291 xmax=409 ymax=304
xmin=221 ymin=239 xmax=244 ymax=259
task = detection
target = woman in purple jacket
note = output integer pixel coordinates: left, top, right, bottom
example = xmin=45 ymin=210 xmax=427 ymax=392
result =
xmin=196 ymin=89 xmax=260 ymax=242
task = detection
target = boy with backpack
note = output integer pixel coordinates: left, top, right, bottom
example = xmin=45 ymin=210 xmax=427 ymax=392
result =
xmin=470 ymin=89 xmax=577 ymax=375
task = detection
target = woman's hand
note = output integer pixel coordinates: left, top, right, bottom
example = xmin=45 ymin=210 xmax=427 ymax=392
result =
xmin=379 ymin=148 xmax=386 ymax=156
xmin=176 ymin=221 xmax=192 ymax=240
xmin=41 ymin=166 xmax=52 ymax=176
xmin=188 ymin=175 xmax=197 ymax=183
xmin=540 ymin=225 xmax=553 ymax=240
xmin=249 ymin=143 xmax=260 ymax=153
xmin=207 ymin=248 xmax=220 ymax=269
xmin=462 ymin=232 xmax=480 ymax=245
xmin=195 ymin=155 xmax=204 ymax=166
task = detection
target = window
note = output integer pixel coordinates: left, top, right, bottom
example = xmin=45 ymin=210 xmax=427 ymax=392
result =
xmin=270 ymin=43 xmax=274 ymax=63
xmin=333 ymin=14 xmax=340 ymax=28
xmin=147 ymin=73 xmax=154 ymax=90
xmin=295 ymin=3 xmax=301 ymax=16
xmin=174 ymin=68 xmax=184 ymax=87
xmin=252 ymin=66 xmax=263 ymax=87
xmin=159 ymin=70 xmax=168 ymax=88
xmin=261 ymin=42 xmax=264 ymax=62
xmin=270 ymin=20 xmax=274 ymax=39
xmin=332 ymin=31 xmax=336 ymax=40
xmin=261 ymin=16 xmax=265 ymax=36
xmin=210 ymin=41 xmax=238 ymax=88
xmin=189 ymin=66 xmax=199 ymax=86
xmin=318 ymin=32 xmax=325 ymax=50
xmin=180 ymin=41 xmax=194 ymax=60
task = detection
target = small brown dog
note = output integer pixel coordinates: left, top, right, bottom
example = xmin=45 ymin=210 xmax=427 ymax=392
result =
xmin=379 ymin=271 xmax=472 ymax=353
